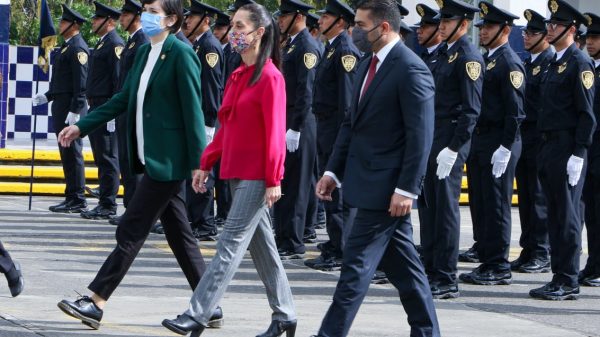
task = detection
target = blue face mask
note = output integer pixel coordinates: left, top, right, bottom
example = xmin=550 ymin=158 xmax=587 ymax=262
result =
xmin=141 ymin=12 xmax=166 ymax=37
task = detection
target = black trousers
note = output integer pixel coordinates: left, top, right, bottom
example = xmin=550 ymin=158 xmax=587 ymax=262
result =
xmin=213 ymin=161 xmax=231 ymax=219
xmin=468 ymin=129 xmax=521 ymax=271
xmin=515 ymin=123 xmax=549 ymax=261
xmin=88 ymin=99 xmax=120 ymax=208
xmin=274 ymin=114 xmax=317 ymax=254
xmin=419 ymin=121 xmax=470 ymax=285
xmin=116 ymin=113 xmax=141 ymax=208
xmin=466 ymin=160 xmax=481 ymax=251
xmin=0 ymin=241 xmax=15 ymax=274
xmin=537 ymin=131 xmax=585 ymax=287
xmin=317 ymin=209 xmax=440 ymax=337
xmin=52 ymin=94 xmax=86 ymax=203
xmin=582 ymin=133 xmax=600 ymax=275
xmin=88 ymin=174 xmax=206 ymax=300
xmin=186 ymin=173 xmax=216 ymax=235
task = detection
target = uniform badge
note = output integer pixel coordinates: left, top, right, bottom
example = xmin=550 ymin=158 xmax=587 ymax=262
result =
xmin=532 ymin=65 xmax=541 ymax=76
xmin=417 ymin=5 xmax=425 ymax=17
xmin=481 ymin=3 xmax=488 ymax=16
xmin=486 ymin=59 xmax=496 ymax=71
xmin=582 ymin=71 xmax=595 ymax=90
xmin=435 ymin=0 xmax=444 ymax=9
xmin=206 ymin=53 xmax=219 ymax=68
xmin=97 ymin=42 xmax=104 ymax=50
xmin=77 ymin=52 xmax=88 ymax=65
xmin=61 ymin=45 xmax=69 ymax=53
xmin=584 ymin=14 xmax=593 ymax=27
xmin=558 ymin=62 xmax=567 ymax=74
xmin=448 ymin=52 xmax=458 ymax=63
xmin=525 ymin=10 xmax=532 ymax=22
xmin=327 ymin=48 xmax=335 ymax=59
xmin=287 ymin=45 xmax=296 ymax=54
xmin=510 ymin=71 xmax=524 ymax=89
xmin=466 ymin=62 xmax=481 ymax=81
xmin=550 ymin=0 xmax=559 ymax=14
xmin=128 ymin=42 xmax=136 ymax=49
xmin=114 ymin=46 xmax=123 ymax=59
xmin=304 ymin=53 xmax=318 ymax=69
xmin=341 ymin=55 xmax=357 ymax=72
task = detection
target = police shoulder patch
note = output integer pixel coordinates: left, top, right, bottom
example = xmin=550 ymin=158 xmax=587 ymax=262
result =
xmin=206 ymin=53 xmax=219 ymax=68
xmin=77 ymin=52 xmax=88 ymax=65
xmin=466 ymin=61 xmax=481 ymax=81
xmin=341 ymin=55 xmax=357 ymax=72
xmin=114 ymin=46 xmax=123 ymax=59
xmin=510 ymin=71 xmax=524 ymax=89
xmin=304 ymin=53 xmax=318 ymax=69
xmin=582 ymin=71 xmax=595 ymax=90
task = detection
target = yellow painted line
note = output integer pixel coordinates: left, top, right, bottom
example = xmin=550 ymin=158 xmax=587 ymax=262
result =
xmin=459 ymin=193 xmax=518 ymax=205
xmin=154 ymin=243 xmax=217 ymax=257
xmin=0 ymin=182 xmax=123 ymax=195
xmin=0 ymin=166 xmax=99 ymax=179
xmin=461 ymin=177 xmax=517 ymax=190
xmin=0 ymin=149 xmax=94 ymax=162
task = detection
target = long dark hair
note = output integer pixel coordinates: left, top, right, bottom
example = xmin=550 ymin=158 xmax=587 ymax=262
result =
xmin=239 ymin=3 xmax=281 ymax=86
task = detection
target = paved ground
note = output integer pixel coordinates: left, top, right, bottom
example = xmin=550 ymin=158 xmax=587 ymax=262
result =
xmin=0 ymin=195 xmax=599 ymax=337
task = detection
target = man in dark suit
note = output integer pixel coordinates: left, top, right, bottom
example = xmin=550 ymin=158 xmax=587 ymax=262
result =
xmin=312 ymin=1 xmax=439 ymax=336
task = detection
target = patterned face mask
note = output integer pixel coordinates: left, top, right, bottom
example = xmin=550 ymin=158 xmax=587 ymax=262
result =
xmin=229 ymin=29 xmax=257 ymax=54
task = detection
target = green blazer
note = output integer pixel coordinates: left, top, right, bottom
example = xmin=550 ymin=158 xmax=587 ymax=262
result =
xmin=77 ymin=34 xmax=206 ymax=181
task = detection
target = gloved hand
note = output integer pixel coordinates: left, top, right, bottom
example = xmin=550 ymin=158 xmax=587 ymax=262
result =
xmin=286 ymin=129 xmax=301 ymax=152
xmin=566 ymin=155 xmax=584 ymax=187
xmin=205 ymin=126 xmax=215 ymax=144
xmin=64 ymin=112 xmax=79 ymax=126
xmin=436 ymin=147 xmax=458 ymax=180
xmin=107 ymin=119 xmax=116 ymax=132
xmin=32 ymin=93 xmax=48 ymax=106
xmin=491 ymin=145 xmax=511 ymax=178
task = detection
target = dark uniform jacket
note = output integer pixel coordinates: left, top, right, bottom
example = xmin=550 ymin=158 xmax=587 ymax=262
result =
xmin=420 ymin=42 xmax=445 ymax=75
xmin=87 ymin=29 xmax=124 ymax=99
xmin=523 ymin=47 xmax=554 ymax=125
xmin=194 ymin=30 xmax=224 ymax=128
xmin=117 ymin=29 xmax=149 ymax=90
xmin=589 ymin=61 xmax=600 ymax=175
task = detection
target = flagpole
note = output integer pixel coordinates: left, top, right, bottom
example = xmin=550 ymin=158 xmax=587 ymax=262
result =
xmin=28 ymin=55 xmax=40 ymax=211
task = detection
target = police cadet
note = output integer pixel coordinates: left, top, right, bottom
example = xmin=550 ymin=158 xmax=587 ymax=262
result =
xmin=530 ymin=0 xmax=596 ymax=300
xmin=307 ymin=12 xmax=323 ymax=44
xmin=417 ymin=0 xmax=482 ymax=299
xmin=304 ymin=0 xmax=359 ymax=272
xmin=33 ymin=4 xmax=89 ymax=213
xmin=415 ymin=3 xmax=443 ymax=73
xmin=510 ymin=9 xmax=553 ymax=274
xmin=580 ymin=12 xmax=600 ymax=287
xmin=275 ymin=0 xmax=322 ymax=259
xmin=82 ymin=1 xmax=124 ymax=220
xmin=109 ymin=0 xmax=149 ymax=226
xmin=397 ymin=3 xmax=413 ymax=43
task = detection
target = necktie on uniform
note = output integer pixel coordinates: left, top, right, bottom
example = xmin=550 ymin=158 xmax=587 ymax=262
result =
xmin=361 ymin=54 xmax=379 ymax=99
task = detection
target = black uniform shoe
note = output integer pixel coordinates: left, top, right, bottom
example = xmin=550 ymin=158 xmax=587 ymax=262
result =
xmin=256 ymin=319 xmax=297 ymax=337
xmin=519 ymin=259 xmax=550 ymax=273
xmin=529 ymin=282 xmax=579 ymax=300
xmin=49 ymin=200 xmax=68 ymax=212
xmin=85 ymin=186 xmax=100 ymax=199
xmin=279 ymin=250 xmax=305 ymax=260
xmin=579 ymin=272 xmax=600 ymax=287
xmin=6 ymin=262 xmax=24 ymax=297
xmin=150 ymin=222 xmax=164 ymax=234
xmin=80 ymin=205 xmax=117 ymax=220
xmin=214 ymin=217 xmax=226 ymax=227
xmin=193 ymin=228 xmax=218 ymax=241
xmin=303 ymin=233 xmax=317 ymax=243
xmin=509 ymin=254 xmax=529 ymax=271
xmin=108 ymin=215 xmax=121 ymax=226
xmin=459 ymin=266 xmax=512 ymax=285
xmin=371 ymin=270 xmax=389 ymax=284
xmin=304 ymin=255 xmax=342 ymax=271
xmin=430 ymin=283 xmax=459 ymax=299
xmin=458 ymin=245 xmax=479 ymax=263
xmin=57 ymin=296 xmax=103 ymax=329
xmin=50 ymin=200 xmax=88 ymax=213
xmin=162 ymin=314 xmax=205 ymax=336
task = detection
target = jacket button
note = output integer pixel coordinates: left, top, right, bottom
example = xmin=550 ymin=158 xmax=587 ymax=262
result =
xmin=145 ymin=114 xmax=150 ymax=118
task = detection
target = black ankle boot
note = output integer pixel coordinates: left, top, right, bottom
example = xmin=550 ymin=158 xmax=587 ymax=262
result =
xmin=256 ymin=320 xmax=297 ymax=337
xmin=162 ymin=314 xmax=205 ymax=336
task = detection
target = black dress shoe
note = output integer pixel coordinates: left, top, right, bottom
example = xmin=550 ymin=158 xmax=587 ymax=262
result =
xmin=49 ymin=200 xmax=68 ymax=212
xmin=162 ymin=314 xmax=205 ymax=336
xmin=430 ymin=283 xmax=459 ymax=299
xmin=458 ymin=245 xmax=479 ymax=263
xmin=193 ymin=228 xmax=218 ymax=241
xmin=304 ymin=255 xmax=342 ymax=271
xmin=509 ymin=253 xmax=529 ymax=271
xmin=580 ymin=273 xmax=600 ymax=287
xmin=529 ymin=282 xmax=580 ymax=300
xmin=108 ymin=215 xmax=121 ymax=226
xmin=85 ymin=186 xmax=100 ymax=199
xmin=207 ymin=306 xmax=224 ymax=328
xmin=459 ymin=266 xmax=512 ymax=285
xmin=80 ymin=205 xmax=117 ymax=220
xmin=51 ymin=200 xmax=88 ymax=213
xmin=256 ymin=319 xmax=297 ymax=337
xmin=150 ymin=222 xmax=164 ymax=234
xmin=303 ymin=233 xmax=317 ymax=243
xmin=519 ymin=259 xmax=550 ymax=273
xmin=279 ymin=250 xmax=305 ymax=260
xmin=371 ymin=270 xmax=389 ymax=284
xmin=5 ymin=262 xmax=24 ymax=297
xmin=57 ymin=296 xmax=103 ymax=329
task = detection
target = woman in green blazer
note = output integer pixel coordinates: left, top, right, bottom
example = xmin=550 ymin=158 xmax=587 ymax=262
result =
xmin=55 ymin=0 xmax=223 ymax=330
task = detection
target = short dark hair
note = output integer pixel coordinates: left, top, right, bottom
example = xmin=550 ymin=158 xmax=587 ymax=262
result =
xmin=142 ymin=0 xmax=183 ymax=34
xmin=357 ymin=0 xmax=401 ymax=33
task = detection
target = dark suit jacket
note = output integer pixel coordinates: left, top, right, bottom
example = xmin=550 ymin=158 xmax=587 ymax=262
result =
xmin=326 ymin=40 xmax=435 ymax=210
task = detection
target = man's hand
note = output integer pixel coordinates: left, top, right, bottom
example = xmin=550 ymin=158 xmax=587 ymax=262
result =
xmin=191 ymin=169 xmax=210 ymax=193
xmin=388 ymin=193 xmax=413 ymax=217
xmin=58 ymin=125 xmax=81 ymax=148
xmin=265 ymin=186 xmax=282 ymax=208
xmin=316 ymin=175 xmax=337 ymax=201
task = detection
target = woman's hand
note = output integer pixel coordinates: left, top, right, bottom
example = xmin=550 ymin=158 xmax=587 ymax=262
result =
xmin=265 ymin=186 xmax=282 ymax=208
xmin=57 ymin=125 xmax=81 ymax=148
xmin=192 ymin=169 xmax=210 ymax=193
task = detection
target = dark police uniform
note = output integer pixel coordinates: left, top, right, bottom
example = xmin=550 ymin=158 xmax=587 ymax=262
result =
xmin=530 ymin=0 xmax=596 ymax=300
xmin=461 ymin=2 xmax=525 ymax=285
xmin=417 ymin=0 xmax=482 ymax=297
xmin=580 ymin=12 xmax=600 ymax=287
xmin=116 ymin=0 xmax=148 ymax=210
xmin=84 ymin=1 xmax=124 ymax=219
xmin=305 ymin=0 xmax=359 ymax=270
xmin=415 ymin=4 xmax=445 ymax=74
xmin=274 ymin=0 xmax=322 ymax=258
xmin=512 ymin=9 xmax=553 ymax=273
xmin=45 ymin=4 xmax=89 ymax=213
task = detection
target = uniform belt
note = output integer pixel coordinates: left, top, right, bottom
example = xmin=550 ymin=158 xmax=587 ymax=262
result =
xmin=540 ymin=130 xmax=575 ymax=142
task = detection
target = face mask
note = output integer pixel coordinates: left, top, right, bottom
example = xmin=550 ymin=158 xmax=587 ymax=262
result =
xmin=141 ymin=12 xmax=167 ymax=37
xmin=229 ymin=30 xmax=256 ymax=54
xmin=352 ymin=24 xmax=381 ymax=53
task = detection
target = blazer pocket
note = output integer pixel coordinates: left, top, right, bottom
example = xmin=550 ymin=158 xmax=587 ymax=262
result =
xmin=365 ymin=156 xmax=403 ymax=170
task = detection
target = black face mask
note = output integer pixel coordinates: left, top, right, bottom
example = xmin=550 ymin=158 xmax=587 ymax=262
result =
xmin=352 ymin=24 xmax=382 ymax=53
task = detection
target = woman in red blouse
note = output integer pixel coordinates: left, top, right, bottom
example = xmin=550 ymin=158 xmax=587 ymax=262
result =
xmin=162 ymin=3 xmax=297 ymax=337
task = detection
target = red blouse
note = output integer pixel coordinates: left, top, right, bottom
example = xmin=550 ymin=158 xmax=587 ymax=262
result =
xmin=200 ymin=59 xmax=287 ymax=187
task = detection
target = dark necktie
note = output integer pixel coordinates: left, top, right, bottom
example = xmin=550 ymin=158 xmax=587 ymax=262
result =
xmin=361 ymin=55 xmax=379 ymax=99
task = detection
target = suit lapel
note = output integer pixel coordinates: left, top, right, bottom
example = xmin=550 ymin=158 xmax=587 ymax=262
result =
xmin=148 ymin=34 xmax=175 ymax=87
xmin=351 ymin=55 xmax=370 ymax=125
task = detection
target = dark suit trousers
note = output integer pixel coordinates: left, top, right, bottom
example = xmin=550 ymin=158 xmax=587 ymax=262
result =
xmin=465 ymin=161 xmax=481 ymax=251
xmin=52 ymin=94 xmax=86 ymax=203
xmin=186 ymin=173 xmax=216 ymax=235
xmin=213 ymin=160 xmax=231 ymax=219
xmin=88 ymin=99 xmax=120 ymax=208
xmin=318 ymin=209 xmax=440 ymax=337
xmin=88 ymin=174 xmax=206 ymax=300
xmin=583 ymin=133 xmax=600 ymax=274
xmin=515 ymin=123 xmax=549 ymax=261
xmin=116 ymin=113 xmax=141 ymax=208
xmin=0 ymin=241 xmax=15 ymax=274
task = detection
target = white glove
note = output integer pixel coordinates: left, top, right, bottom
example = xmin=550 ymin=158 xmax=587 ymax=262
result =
xmin=436 ymin=147 xmax=458 ymax=180
xmin=64 ymin=112 xmax=79 ymax=126
xmin=286 ymin=129 xmax=301 ymax=152
xmin=205 ymin=126 xmax=215 ymax=144
xmin=32 ymin=93 xmax=48 ymax=106
xmin=491 ymin=145 xmax=511 ymax=178
xmin=106 ymin=119 xmax=116 ymax=132
xmin=566 ymin=155 xmax=584 ymax=187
